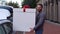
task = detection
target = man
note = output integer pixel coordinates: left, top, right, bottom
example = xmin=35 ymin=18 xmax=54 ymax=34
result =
xmin=30 ymin=4 xmax=46 ymax=34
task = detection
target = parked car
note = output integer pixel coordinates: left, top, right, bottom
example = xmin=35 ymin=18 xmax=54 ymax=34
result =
xmin=0 ymin=6 xmax=13 ymax=34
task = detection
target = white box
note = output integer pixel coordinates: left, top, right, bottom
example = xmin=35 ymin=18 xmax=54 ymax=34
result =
xmin=13 ymin=8 xmax=36 ymax=32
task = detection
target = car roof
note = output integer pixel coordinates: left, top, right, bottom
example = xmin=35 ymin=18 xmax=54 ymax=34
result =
xmin=0 ymin=5 xmax=13 ymax=8
xmin=0 ymin=9 xmax=11 ymax=20
xmin=0 ymin=6 xmax=13 ymax=13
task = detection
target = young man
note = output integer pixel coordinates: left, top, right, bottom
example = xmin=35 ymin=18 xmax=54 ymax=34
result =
xmin=30 ymin=4 xmax=46 ymax=34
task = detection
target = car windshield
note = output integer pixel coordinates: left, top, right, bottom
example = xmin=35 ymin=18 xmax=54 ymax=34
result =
xmin=0 ymin=9 xmax=10 ymax=20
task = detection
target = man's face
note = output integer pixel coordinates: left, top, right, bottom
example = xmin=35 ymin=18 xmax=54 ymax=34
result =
xmin=36 ymin=5 xmax=42 ymax=12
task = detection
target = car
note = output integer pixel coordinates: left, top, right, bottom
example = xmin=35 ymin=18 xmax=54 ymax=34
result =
xmin=0 ymin=6 xmax=13 ymax=34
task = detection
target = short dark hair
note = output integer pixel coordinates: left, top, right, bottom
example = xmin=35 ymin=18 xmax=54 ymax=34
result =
xmin=37 ymin=4 xmax=43 ymax=8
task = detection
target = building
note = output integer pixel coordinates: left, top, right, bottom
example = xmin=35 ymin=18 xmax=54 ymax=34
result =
xmin=0 ymin=0 xmax=6 ymax=5
xmin=37 ymin=0 xmax=60 ymax=24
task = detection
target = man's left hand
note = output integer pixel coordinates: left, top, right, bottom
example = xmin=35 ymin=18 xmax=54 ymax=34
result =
xmin=30 ymin=28 xmax=35 ymax=32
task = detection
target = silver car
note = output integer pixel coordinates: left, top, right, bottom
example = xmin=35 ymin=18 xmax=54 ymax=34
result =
xmin=0 ymin=6 xmax=13 ymax=34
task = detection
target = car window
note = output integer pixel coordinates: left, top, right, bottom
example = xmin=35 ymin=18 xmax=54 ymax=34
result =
xmin=0 ymin=25 xmax=5 ymax=34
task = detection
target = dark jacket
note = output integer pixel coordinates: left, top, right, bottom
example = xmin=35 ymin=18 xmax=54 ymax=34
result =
xmin=34 ymin=11 xmax=46 ymax=31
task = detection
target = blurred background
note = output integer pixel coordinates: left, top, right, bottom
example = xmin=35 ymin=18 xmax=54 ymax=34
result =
xmin=0 ymin=0 xmax=60 ymax=24
xmin=0 ymin=0 xmax=60 ymax=34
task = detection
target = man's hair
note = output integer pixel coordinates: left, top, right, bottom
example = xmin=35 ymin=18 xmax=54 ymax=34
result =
xmin=37 ymin=4 xmax=43 ymax=8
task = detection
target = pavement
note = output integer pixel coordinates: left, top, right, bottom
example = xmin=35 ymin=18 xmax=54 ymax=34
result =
xmin=15 ymin=20 xmax=60 ymax=34
xmin=43 ymin=20 xmax=60 ymax=34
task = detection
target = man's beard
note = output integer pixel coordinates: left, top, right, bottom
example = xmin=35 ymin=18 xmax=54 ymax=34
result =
xmin=38 ymin=9 xmax=42 ymax=12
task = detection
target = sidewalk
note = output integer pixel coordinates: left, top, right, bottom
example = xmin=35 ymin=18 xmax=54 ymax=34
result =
xmin=43 ymin=20 xmax=60 ymax=34
xmin=25 ymin=20 xmax=60 ymax=34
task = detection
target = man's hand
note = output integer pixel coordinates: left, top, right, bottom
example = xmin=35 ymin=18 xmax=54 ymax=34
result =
xmin=30 ymin=28 xmax=35 ymax=32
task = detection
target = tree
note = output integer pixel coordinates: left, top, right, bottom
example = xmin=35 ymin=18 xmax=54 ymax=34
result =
xmin=22 ymin=0 xmax=36 ymax=8
xmin=6 ymin=1 xmax=19 ymax=8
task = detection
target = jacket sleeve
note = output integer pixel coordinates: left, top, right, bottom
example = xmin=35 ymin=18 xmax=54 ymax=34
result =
xmin=34 ymin=13 xmax=46 ymax=30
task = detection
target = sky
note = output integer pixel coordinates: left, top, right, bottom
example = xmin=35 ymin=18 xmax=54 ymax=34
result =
xmin=6 ymin=0 xmax=23 ymax=7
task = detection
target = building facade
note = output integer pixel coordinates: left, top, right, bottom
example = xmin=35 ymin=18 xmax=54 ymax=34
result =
xmin=37 ymin=0 xmax=60 ymax=23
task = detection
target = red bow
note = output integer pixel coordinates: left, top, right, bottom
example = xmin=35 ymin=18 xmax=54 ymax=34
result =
xmin=23 ymin=5 xmax=30 ymax=12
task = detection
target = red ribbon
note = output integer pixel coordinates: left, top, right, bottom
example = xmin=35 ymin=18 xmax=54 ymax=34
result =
xmin=23 ymin=5 xmax=30 ymax=12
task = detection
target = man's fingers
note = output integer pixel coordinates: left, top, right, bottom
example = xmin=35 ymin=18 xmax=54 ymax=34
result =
xmin=30 ymin=28 xmax=33 ymax=30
